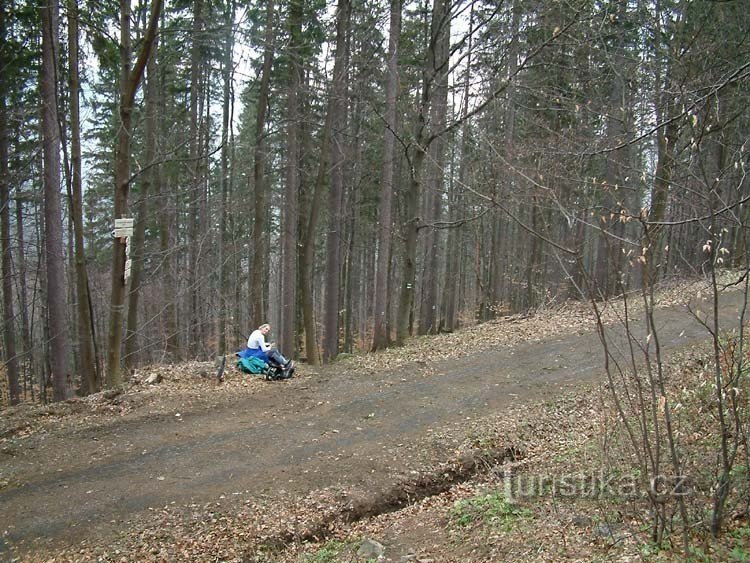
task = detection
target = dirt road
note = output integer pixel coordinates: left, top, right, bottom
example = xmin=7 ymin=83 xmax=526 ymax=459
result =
xmin=1 ymin=289 xmax=745 ymax=560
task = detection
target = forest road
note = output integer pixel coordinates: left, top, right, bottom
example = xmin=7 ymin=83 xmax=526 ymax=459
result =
xmin=0 ymin=289 xmax=746 ymax=559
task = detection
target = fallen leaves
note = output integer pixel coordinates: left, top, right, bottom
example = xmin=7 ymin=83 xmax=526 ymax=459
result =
xmin=1 ymin=275 xmax=746 ymax=562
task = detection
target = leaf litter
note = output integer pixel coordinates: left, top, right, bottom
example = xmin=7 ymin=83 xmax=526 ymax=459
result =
xmin=1 ymin=272 xmax=748 ymax=562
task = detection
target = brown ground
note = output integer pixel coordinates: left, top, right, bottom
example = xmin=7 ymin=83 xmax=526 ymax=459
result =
xmin=0 ymin=283 xmax=746 ymax=562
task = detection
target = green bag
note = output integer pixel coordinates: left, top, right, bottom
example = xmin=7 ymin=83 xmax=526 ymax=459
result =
xmin=237 ymin=356 xmax=268 ymax=375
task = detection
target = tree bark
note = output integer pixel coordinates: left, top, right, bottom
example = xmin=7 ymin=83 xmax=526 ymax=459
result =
xmin=125 ymin=11 xmax=161 ymax=370
xmin=644 ymin=76 xmax=678 ymax=288
xmin=186 ymin=0 xmax=204 ymax=352
xmin=280 ymin=0 xmax=303 ymax=356
xmin=105 ymin=0 xmax=162 ymax=387
xmin=594 ymin=0 xmax=629 ymax=297
xmin=218 ymin=0 xmax=235 ymax=355
xmin=418 ymin=0 xmax=450 ymax=335
xmin=322 ymin=0 xmax=351 ymax=362
xmin=396 ymin=0 xmax=448 ymax=345
xmin=40 ymin=0 xmax=72 ymax=402
xmin=0 ymin=1 xmax=20 ymax=404
xmin=15 ymin=198 xmax=32 ymax=387
xmin=66 ymin=0 xmax=99 ymax=393
xmin=300 ymin=106 xmax=333 ymax=365
xmin=158 ymin=180 xmax=179 ymax=359
xmin=250 ymin=0 xmax=275 ymax=327
xmin=442 ymin=2 xmax=474 ymax=332
xmin=371 ymin=0 xmax=401 ymax=351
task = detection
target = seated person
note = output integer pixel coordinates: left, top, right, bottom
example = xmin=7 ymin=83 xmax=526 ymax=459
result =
xmin=238 ymin=323 xmax=294 ymax=371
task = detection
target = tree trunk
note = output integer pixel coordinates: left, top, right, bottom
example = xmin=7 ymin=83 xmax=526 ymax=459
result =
xmin=300 ymin=106 xmax=333 ymax=365
xmin=197 ymin=70 xmax=211 ymax=356
xmin=186 ymin=0 xmax=204 ymax=353
xmin=66 ymin=0 xmax=99 ymax=393
xmin=525 ymin=199 xmax=543 ymax=309
xmin=642 ymin=0 xmax=682 ymax=291
xmin=0 ymin=3 xmax=20 ymax=404
xmin=322 ymin=0 xmax=351 ymax=362
xmin=15 ymin=199 xmax=33 ymax=390
xmin=396 ymin=0 xmax=447 ymax=345
xmin=250 ymin=0 xmax=275 ymax=328
xmin=487 ymin=184 xmax=502 ymax=318
xmin=418 ymin=0 xmax=450 ymax=336
xmin=40 ymin=0 xmax=72 ymax=402
xmin=343 ymin=195 xmax=357 ymax=354
xmin=396 ymin=149 xmax=423 ymax=345
xmin=594 ymin=0 xmax=629 ymax=298
xmin=158 ymin=178 xmax=179 ymax=360
xmin=495 ymin=0 xmax=520 ymax=314
xmin=442 ymin=2 xmax=473 ymax=332
xmin=644 ymin=91 xmax=678 ymax=289
xmin=371 ymin=0 xmax=401 ymax=351
xmin=218 ymin=0 xmax=235 ymax=355
xmin=105 ymin=0 xmax=161 ymax=387
xmin=344 ymin=93 xmax=366 ymax=354
xmin=125 ymin=14 xmax=161 ymax=370
xmin=280 ymin=0 xmax=303 ymax=356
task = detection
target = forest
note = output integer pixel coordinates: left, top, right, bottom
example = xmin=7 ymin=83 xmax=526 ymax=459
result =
xmin=0 ymin=0 xmax=748 ymax=405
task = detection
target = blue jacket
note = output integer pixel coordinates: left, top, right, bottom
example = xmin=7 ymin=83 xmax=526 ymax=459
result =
xmin=236 ymin=346 xmax=269 ymax=362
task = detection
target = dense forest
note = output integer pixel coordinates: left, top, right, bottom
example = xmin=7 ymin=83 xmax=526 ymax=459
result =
xmin=0 ymin=0 xmax=748 ymax=404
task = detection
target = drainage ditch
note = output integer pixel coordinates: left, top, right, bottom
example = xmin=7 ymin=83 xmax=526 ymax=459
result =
xmin=249 ymin=443 xmax=524 ymax=557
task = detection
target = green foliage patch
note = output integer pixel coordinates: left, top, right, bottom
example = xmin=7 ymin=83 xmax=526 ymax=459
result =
xmin=306 ymin=539 xmax=355 ymax=563
xmin=451 ymin=491 xmax=532 ymax=531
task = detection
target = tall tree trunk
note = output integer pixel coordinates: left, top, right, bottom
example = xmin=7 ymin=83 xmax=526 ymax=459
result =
xmin=187 ymin=0 xmax=204 ymax=352
xmin=644 ymin=15 xmax=679 ymax=290
xmin=15 ymin=199 xmax=33 ymax=388
xmin=197 ymin=70 xmax=211 ymax=356
xmin=594 ymin=0 xmax=629 ymax=297
xmin=39 ymin=213 xmax=50 ymax=403
xmin=66 ymin=0 xmax=99 ymax=393
xmin=489 ymin=0 xmax=519 ymax=316
xmin=125 ymin=17 xmax=161 ymax=370
xmin=418 ymin=0 xmax=450 ymax=335
xmin=159 ymin=180 xmax=179 ymax=360
xmin=300 ymin=107 xmax=333 ymax=365
xmin=525 ymin=198 xmax=544 ymax=308
xmin=297 ymin=81 xmax=313 ymax=356
xmin=371 ymin=0 xmax=401 ymax=351
xmin=396 ymin=0 xmax=447 ymax=345
xmin=280 ymin=0 xmax=303 ymax=355
xmin=396 ymin=150 xmax=424 ymax=346
xmin=217 ymin=0 xmax=235 ymax=354
xmin=343 ymin=194 xmax=357 ymax=354
xmin=40 ymin=0 xmax=72 ymax=401
xmin=344 ymin=94 xmax=366 ymax=354
xmin=250 ymin=0 xmax=275 ymax=327
xmin=442 ymin=2 xmax=473 ymax=332
xmin=0 ymin=2 xmax=20 ymax=404
xmin=105 ymin=0 xmax=162 ymax=387
xmin=322 ymin=0 xmax=351 ymax=362
xmin=155 ymin=10 xmax=179 ymax=361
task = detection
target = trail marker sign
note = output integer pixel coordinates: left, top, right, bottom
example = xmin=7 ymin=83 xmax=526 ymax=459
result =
xmin=114 ymin=218 xmax=134 ymax=238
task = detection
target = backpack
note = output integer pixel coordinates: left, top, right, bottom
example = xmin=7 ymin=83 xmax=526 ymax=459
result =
xmin=237 ymin=356 xmax=269 ymax=375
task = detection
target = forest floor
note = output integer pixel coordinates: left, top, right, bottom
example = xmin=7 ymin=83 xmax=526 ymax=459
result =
xmin=1 ymin=277 xmax=750 ymax=562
